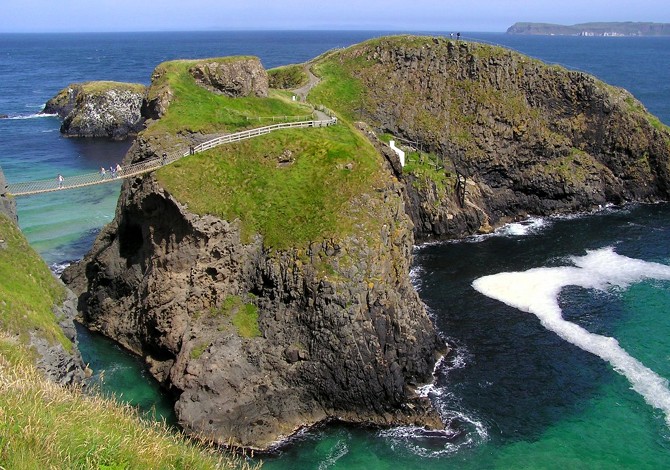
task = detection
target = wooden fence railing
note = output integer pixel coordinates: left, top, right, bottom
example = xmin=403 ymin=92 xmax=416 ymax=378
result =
xmin=7 ymin=115 xmax=337 ymax=197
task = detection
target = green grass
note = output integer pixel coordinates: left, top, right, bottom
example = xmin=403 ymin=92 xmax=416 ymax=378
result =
xmin=80 ymin=81 xmax=146 ymax=95
xmin=0 ymin=336 xmax=255 ymax=469
xmin=268 ymin=64 xmax=308 ymax=89
xmin=310 ymin=59 xmax=366 ymax=122
xmin=0 ymin=214 xmax=70 ymax=352
xmin=145 ymin=58 xmax=313 ymax=137
xmin=157 ymin=122 xmax=383 ymax=250
xmin=209 ymin=296 xmax=261 ymax=339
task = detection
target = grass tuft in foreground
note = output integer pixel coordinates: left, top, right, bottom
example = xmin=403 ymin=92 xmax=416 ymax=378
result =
xmin=0 ymin=336 xmax=257 ymax=469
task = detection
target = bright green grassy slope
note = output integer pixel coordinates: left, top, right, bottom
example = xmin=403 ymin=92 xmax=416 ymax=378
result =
xmin=0 ymin=214 xmax=69 ymax=353
xmin=155 ymin=57 xmax=387 ymax=250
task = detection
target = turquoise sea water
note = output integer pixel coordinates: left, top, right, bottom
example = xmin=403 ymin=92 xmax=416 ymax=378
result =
xmin=1 ymin=31 xmax=670 ymax=468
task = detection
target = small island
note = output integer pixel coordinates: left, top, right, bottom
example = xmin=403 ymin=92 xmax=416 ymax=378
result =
xmin=507 ymin=21 xmax=670 ymax=36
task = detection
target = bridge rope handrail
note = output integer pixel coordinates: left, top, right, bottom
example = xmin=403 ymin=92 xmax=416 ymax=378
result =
xmin=7 ymin=114 xmax=337 ymax=197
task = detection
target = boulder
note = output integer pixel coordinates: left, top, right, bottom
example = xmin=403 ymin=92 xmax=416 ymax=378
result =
xmin=44 ymin=81 xmax=147 ymax=140
xmin=188 ymin=57 xmax=269 ymax=98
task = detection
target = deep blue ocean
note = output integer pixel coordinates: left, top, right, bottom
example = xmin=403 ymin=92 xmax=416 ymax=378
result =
xmin=1 ymin=31 xmax=670 ymax=468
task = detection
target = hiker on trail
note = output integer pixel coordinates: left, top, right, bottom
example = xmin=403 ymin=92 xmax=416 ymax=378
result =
xmin=57 ymin=173 xmax=64 ymax=189
xmin=457 ymin=32 xmax=461 ymax=41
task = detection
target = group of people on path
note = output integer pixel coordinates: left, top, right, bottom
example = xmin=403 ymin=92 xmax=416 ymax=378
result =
xmin=56 ymin=162 xmax=123 ymax=189
xmin=99 ymin=163 xmax=123 ymax=179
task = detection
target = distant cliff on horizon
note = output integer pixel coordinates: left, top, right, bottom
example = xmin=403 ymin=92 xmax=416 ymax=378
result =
xmin=507 ymin=22 xmax=670 ymax=36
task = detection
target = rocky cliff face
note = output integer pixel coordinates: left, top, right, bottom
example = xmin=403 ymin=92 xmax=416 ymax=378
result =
xmin=326 ymin=37 xmax=670 ymax=241
xmin=64 ymin=137 xmax=443 ymax=449
xmin=0 ymin=167 xmax=17 ymax=224
xmin=43 ymin=81 xmax=146 ymax=140
xmin=31 ymin=289 xmax=87 ymax=386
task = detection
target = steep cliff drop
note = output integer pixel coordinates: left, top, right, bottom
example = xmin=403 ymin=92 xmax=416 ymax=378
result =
xmin=1 ymin=167 xmax=86 ymax=385
xmin=311 ymin=36 xmax=670 ymax=242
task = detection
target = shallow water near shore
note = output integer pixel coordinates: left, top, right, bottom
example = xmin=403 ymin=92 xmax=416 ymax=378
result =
xmin=2 ymin=31 xmax=670 ymax=468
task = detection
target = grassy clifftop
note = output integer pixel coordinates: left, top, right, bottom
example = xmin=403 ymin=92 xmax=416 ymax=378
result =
xmin=145 ymin=57 xmax=313 ymax=136
xmin=151 ymin=57 xmax=388 ymax=250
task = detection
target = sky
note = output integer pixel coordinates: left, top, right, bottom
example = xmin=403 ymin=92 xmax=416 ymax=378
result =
xmin=2 ymin=0 xmax=670 ymax=33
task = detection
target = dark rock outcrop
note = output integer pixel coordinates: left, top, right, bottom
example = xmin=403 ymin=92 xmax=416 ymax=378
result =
xmin=188 ymin=57 xmax=269 ymax=98
xmin=0 ymin=167 xmax=17 ymax=224
xmin=31 ymin=289 xmax=87 ymax=386
xmin=332 ymin=37 xmax=670 ymax=241
xmin=64 ymin=136 xmax=443 ymax=450
xmin=43 ymin=82 xmax=147 ymax=140
xmin=141 ymin=67 xmax=174 ymax=120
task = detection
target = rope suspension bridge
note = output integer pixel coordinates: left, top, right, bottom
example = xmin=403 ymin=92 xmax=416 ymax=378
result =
xmin=6 ymin=111 xmax=337 ymax=197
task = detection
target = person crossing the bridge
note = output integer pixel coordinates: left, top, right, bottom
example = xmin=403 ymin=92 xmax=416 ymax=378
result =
xmin=57 ymin=173 xmax=64 ymax=189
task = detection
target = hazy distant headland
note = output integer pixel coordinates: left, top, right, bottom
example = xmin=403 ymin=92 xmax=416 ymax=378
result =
xmin=507 ymin=21 xmax=670 ymax=36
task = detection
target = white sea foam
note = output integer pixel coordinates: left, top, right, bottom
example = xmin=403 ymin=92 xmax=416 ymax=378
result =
xmin=6 ymin=112 xmax=57 ymax=120
xmin=496 ymin=217 xmax=549 ymax=237
xmin=473 ymin=247 xmax=670 ymax=426
xmin=378 ymin=407 xmax=488 ymax=458
xmin=317 ymin=439 xmax=348 ymax=470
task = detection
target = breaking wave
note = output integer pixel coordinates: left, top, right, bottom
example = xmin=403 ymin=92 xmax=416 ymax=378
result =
xmin=473 ymin=246 xmax=670 ymax=426
xmin=4 ymin=112 xmax=57 ymax=120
